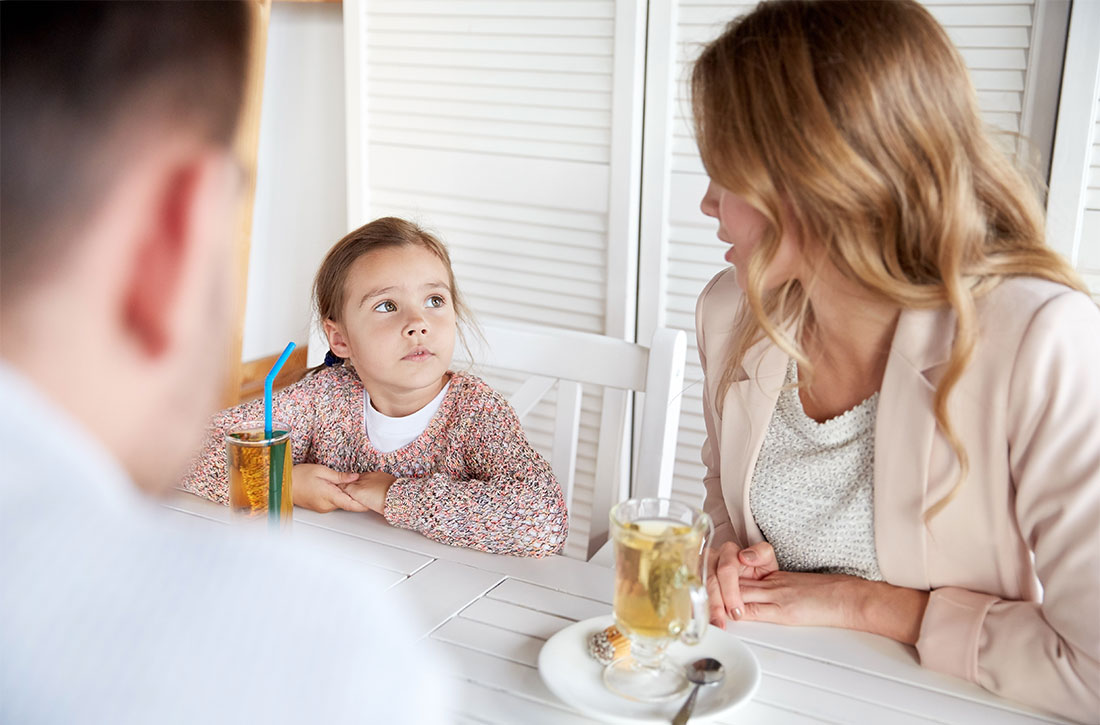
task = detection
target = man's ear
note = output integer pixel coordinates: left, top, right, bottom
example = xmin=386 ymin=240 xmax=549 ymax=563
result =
xmin=323 ymin=318 xmax=351 ymax=357
xmin=122 ymin=152 xmax=234 ymax=358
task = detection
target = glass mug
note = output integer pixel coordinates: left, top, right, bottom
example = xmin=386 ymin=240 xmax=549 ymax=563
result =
xmin=225 ymin=421 xmax=293 ymax=526
xmin=604 ymin=498 xmax=713 ymax=702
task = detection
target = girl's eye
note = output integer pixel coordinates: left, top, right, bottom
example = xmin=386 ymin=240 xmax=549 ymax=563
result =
xmin=426 ymin=295 xmax=447 ymax=309
xmin=373 ymin=300 xmax=397 ymax=313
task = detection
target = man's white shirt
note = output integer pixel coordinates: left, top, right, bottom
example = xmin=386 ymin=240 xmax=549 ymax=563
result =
xmin=0 ymin=363 xmax=450 ymax=724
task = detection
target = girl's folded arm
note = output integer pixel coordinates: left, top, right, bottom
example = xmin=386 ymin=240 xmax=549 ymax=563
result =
xmin=383 ymin=387 xmax=568 ymax=557
xmin=179 ymin=373 xmax=320 ymax=504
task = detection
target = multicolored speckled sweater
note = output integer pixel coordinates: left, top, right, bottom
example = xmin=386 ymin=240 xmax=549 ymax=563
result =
xmin=181 ymin=367 xmax=567 ymax=557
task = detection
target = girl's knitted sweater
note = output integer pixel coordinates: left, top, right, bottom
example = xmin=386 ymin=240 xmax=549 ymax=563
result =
xmin=181 ymin=367 xmax=568 ymax=557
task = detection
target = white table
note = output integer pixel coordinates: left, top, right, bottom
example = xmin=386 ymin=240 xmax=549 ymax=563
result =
xmin=165 ymin=491 xmax=1068 ymax=724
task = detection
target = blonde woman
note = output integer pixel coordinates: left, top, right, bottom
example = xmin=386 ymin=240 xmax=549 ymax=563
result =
xmin=691 ymin=1 xmax=1099 ymax=720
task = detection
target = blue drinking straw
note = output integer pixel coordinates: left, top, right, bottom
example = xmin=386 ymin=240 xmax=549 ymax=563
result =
xmin=265 ymin=342 xmax=296 ymax=524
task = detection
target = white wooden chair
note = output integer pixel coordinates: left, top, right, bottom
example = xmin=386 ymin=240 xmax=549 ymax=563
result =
xmin=455 ymin=322 xmax=687 ymax=560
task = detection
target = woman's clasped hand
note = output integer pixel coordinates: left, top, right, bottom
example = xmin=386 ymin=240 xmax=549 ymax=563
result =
xmin=706 ymin=542 xmax=863 ymax=632
xmin=705 ymin=542 xmax=929 ymax=645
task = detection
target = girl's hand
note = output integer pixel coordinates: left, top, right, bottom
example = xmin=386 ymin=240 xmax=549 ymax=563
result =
xmin=706 ymin=541 xmax=780 ymax=629
xmin=292 ymin=464 xmax=370 ymax=513
xmin=343 ymin=471 xmax=398 ymax=515
xmin=738 ymin=572 xmax=930 ymax=644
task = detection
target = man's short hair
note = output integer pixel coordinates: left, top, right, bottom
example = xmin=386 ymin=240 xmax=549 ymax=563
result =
xmin=1 ymin=0 xmax=249 ymax=299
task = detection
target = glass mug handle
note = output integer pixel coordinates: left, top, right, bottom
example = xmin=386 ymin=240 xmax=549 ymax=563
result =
xmin=680 ymin=513 xmax=714 ymax=645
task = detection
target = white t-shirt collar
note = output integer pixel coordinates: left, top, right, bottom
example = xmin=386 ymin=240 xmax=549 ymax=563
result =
xmin=363 ymin=380 xmax=451 ymax=454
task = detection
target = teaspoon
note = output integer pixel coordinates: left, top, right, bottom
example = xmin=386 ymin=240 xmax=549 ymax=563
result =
xmin=671 ymin=657 xmax=725 ymax=724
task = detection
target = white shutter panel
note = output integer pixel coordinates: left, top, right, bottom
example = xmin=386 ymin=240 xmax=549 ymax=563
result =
xmin=638 ymin=1 xmax=755 ymax=510
xmin=339 ymin=0 xmax=646 ymax=558
xmin=1047 ymin=0 xmax=1100 ymax=302
xmin=1084 ymin=97 xmax=1100 ymax=300
xmin=638 ymin=0 xmax=1065 ymax=509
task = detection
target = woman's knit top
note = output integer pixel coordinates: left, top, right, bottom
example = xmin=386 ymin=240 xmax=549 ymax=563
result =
xmin=182 ymin=366 xmax=568 ymax=558
xmin=749 ymin=358 xmax=883 ymax=580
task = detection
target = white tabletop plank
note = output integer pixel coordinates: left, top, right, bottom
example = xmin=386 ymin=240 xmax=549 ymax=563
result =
xmin=449 ymin=679 xmax=598 ymax=725
xmin=434 ymin=616 xmax=544 ymax=668
xmin=163 ymin=491 xmax=427 ymax=587
xmin=486 ymin=579 xmax=610 ymax=620
xmin=752 ymin=673 xmax=942 ymax=725
xmin=745 ymin=639 xmax=1056 ymax=725
xmin=731 ymin=622 xmax=1066 ymax=724
xmin=166 ymin=502 xmax=411 ymax=590
xmin=168 ymin=490 xmax=613 ymax=598
xmin=163 ymin=491 xmax=232 ymax=522
xmin=165 ymin=505 xmax=229 ymax=529
xmin=727 ymin=701 xmax=838 ymax=725
xmin=392 ymin=559 xmax=504 ymax=639
xmin=450 ymin=713 xmax=492 ymax=725
xmin=289 ymin=523 xmax=432 ymax=576
xmin=429 ymin=638 xmax=561 ymax=707
xmin=460 ymin=596 xmax=575 ymax=640
xmin=293 ymin=507 xmax=614 ymax=600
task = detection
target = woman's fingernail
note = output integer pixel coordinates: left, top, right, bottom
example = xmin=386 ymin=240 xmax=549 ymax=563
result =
xmin=730 ymin=607 xmax=742 ymax=620
xmin=741 ymin=550 xmax=757 ymax=562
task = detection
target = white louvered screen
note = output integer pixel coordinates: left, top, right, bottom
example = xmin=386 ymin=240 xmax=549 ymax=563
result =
xmin=637 ymin=0 xmax=1067 ymax=510
xmin=340 ymin=0 xmax=646 ymax=559
xmin=1047 ymin=0 xmax=1100 ymax=302
xmin=1069 ymin=93 xmax=1100 ymax=301
xmin=1084 ymin=95 xmax=1100 ymax=300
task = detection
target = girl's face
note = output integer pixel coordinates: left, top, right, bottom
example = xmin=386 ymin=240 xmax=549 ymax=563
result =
xmin=700 ymin=180 xmax=805 ymax=291
xmin=324 ymin=245 xmax=457 ymax=415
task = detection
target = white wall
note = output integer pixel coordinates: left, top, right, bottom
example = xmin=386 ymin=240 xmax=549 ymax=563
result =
xmin=242 ymin=2 xmax=346 ymax=362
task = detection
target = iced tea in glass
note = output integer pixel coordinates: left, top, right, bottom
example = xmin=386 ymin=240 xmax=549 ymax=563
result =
xmin=225 ymin=421 xmax=293 ymax=525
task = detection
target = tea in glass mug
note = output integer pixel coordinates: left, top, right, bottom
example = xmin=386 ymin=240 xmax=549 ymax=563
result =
xmin=226 ymin=422 xmax=293 ymax=524
xmin=605 ymin=498 xmax=712 ymax=702
xmin=614 ymin=519 xmax=701 ymax=639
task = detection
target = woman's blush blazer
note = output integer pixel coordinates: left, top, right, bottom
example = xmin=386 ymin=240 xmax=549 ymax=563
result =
xmin=696 ymin=268 xmax=1100 ymax=722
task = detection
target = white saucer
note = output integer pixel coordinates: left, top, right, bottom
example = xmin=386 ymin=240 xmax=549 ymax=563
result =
xmin=538 ymin=615 xmax=761 ymax=723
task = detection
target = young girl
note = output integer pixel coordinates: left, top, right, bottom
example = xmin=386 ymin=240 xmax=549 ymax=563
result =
xmin=183 ymin=217 xmax=568 ymax=558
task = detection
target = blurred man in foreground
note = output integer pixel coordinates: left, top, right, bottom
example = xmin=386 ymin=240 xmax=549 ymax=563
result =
xmin=0 ymin=3 xmax=446 ymax=722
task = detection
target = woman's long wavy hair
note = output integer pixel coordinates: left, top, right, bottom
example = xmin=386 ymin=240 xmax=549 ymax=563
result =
xmin=691 ymin=0 xmax=1087 ymax=518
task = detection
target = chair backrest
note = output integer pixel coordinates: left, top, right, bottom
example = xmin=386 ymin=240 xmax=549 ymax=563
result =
xmin=455 ymin=322 xmax=686 ymax=560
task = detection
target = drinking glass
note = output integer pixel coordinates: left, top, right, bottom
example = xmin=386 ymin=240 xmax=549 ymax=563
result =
xmin=604 ymin=498 xmax=713 ymax=701
xmin=225 ymin=421 xmax=293 ymax=526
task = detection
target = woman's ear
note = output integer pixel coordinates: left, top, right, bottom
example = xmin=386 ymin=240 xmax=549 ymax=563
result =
xmin=322 ymin=318 xmax=351 ymax=357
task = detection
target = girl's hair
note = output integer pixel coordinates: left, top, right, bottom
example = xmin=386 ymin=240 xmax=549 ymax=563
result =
xmin=691 ymin=0 xmax=1087 ymax=518
xmin=312 ymin=216 xmax=473 ymax=368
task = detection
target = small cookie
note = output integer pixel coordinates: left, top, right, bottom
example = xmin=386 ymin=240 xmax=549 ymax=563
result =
xmin=587 ymin=625 xmax=630 ymax=665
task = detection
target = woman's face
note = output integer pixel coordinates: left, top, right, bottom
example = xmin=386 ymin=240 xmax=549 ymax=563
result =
xmin=700 ymin=180 xmax=805 ymax=291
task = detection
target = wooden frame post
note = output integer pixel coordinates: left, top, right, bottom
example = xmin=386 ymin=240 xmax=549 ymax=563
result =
xmin=222 ymin=0 xmax=272 ymax=409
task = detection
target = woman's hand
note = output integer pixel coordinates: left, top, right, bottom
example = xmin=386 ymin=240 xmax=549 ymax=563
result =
xmin=705 ymin=541 xmax=780 ymax=629
xmin=739 ymin=572 xmax=930 ymax=644
xmin=343 ymin=471 xmax=398 ymax=515
xmin=738 ymin=570 xmax=862 ymax=629
xmin=292 ymin=464 xmax=370 ymax=513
